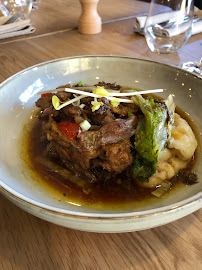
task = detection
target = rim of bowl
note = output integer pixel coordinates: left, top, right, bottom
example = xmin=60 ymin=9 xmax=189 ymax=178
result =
xmin=0 ymin=55 xmax=201 ymax=220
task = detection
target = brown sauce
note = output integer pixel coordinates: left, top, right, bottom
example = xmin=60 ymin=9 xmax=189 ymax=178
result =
xmin=21 ymin=96 xmax=199 ymax=210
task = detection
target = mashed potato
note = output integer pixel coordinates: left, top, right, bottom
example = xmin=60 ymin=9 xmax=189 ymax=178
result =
xmin=140 ymin=113 xmax=198 ymax=188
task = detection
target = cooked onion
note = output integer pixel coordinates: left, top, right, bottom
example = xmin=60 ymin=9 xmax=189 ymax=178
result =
xmin=79 ymin=120 xmax=91 ymax=131
xmin=151 ymin=180 xmax=172 ymax=197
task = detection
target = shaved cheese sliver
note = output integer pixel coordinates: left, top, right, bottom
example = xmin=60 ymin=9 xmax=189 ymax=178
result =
xmin=52 ymin=95 xmax=60 ymax=110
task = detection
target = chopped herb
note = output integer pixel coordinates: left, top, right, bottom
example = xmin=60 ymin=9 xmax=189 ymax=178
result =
xmin=128 ymin=112 xmax=134 ymax=117
xmin=70 ymin=144 xmax=73 ymax=150
xmin=78 ymin=81 xmax=84 ymax=86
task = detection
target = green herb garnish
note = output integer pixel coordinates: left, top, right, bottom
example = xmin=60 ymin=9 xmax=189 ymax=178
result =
xmin=128 ymin=112 xmax=134 ymax=117
xmin=78 ymin=81 xmax=84 ymax=86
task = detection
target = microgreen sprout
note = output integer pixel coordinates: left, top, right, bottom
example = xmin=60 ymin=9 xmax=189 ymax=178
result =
xmin=52 ymin=95 xmax=60 ymax=110
xmin=78 ymin=81 xmax=85 ymax=86
xmin=93 ymin=86 xmax=109 ymax=96
xmin=110 ymin=98 xmax=120 ymax=107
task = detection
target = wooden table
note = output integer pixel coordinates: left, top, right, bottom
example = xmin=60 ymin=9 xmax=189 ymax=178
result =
xmin=0 ymin=1 xmax=201 ymax=269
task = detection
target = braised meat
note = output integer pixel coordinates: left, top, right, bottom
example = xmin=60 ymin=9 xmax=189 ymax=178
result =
xmin=35 ymin=94 xmax=53 ymax=110
xmin=82 ymin=98 xmax=115 ymax=125
xmin=39 ymin=115 xmax=137 ymax=182
xmin=31 ymin=82 xmax=198 ymax=200
xmin=101 ymin=139 xmax=134 ymax=173
xmin=110 ymin=103 xmax=139 ymax=117
xmin=94 ymin=81 xmax=122 ymax=90
xmin=35 ymin=83 xmax=138 ymax=182
xmin=56 ymin=90 xmax=71 ymax=101
xmin=97 ymin=116 xmax=137 ymax=145
xmin=62 ymin=105 xmax=83 ymax=123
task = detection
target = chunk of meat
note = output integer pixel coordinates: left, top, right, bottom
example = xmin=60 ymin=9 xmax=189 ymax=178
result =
xmin=41 ymin=115 xmax=137 ymax=181
xmin=36 ymin=84 xmax=139 ymax=182
xmin=36 ymin=90 xmax=71 ymax=111
xmin=111 ymin=103 xmax=139 ymax=117
xmin=77 ymin=116 xmax=137 ymax=159
xmin=62 ymin=105 xmax=83 ymax=123
xmin=94 ymin=81 xmax=122 ymax=90
xmin=43 ymin=120 xmax=97 ymax=181
xmin=98 ymin=116 xmax=137 ymax=145
xmin=101 ymin=139 xmax=134 ymax=173
xmin=35 ymin=94 xmax=53 ymax=110
xmin=77 ymin=131 xmax=101 ymax=159
xmin=42 ymin=120 xmax=77 ymax=149
xmin=56 ymin=91 xmax=71 ymax=101
xmin=83 ymin=98 xmax=115 ymax=125
xmin=47 ymin=141 xmax=97 ymax=182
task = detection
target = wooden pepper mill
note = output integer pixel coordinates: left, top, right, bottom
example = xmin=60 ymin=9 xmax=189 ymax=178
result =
xmin=78 ymin=0 xmax=102 ymax=34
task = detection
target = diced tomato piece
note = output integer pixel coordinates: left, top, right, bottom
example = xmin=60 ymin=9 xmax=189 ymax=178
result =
xmin=41 ymin=93 xmax=53 ymax=98
xmin=57 ymin=121 xmax=80 ymax=139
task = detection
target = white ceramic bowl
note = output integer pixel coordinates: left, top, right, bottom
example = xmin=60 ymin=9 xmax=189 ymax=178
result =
xmin=0 ymin=55 xmax=201 ymax=233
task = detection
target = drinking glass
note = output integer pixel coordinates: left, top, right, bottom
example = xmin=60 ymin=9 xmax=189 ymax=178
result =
xmin=144 ymin=0 xmax=194 ymax=54
xmin=182 ymin=58 xmax=202 ymax=76
xmin=32 ymin=0 xmax=40 ymax=10
xmin=0 ymin=0 xmax=33 ymax=19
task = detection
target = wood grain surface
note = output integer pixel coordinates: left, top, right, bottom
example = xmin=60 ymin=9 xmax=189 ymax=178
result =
xmin=0 ymin=0 xmax=151 ymax=41
xmin=0 ymin=18 xmax=201 ymax=81
xmin=0 ymin=0 xmax=201 ymax=269
xmin=0 ymin=194 xmax=201 ymax=270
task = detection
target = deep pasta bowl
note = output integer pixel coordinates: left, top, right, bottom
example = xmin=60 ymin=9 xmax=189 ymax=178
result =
xmin=0 ymin=55 xmax=201 ymax=233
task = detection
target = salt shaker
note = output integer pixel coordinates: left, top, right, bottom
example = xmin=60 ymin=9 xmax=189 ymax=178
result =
xmin=78 ymin=0 xmax=102 ymax=34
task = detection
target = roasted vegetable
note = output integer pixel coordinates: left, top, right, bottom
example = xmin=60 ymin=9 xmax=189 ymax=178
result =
xmin=132 ymin=95 xmax=171 ymax=181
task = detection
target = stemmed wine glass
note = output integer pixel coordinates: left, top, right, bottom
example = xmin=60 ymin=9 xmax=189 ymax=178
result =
xmin=32 ymin=0 xmax=40 ymax=10
xmin=144 ymin=0 xmax=194 ymax=54
xmin=182 ymin=58 xmax=202 ymax=76
xmin=0 ymin=0 xmax=33 ymax=19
